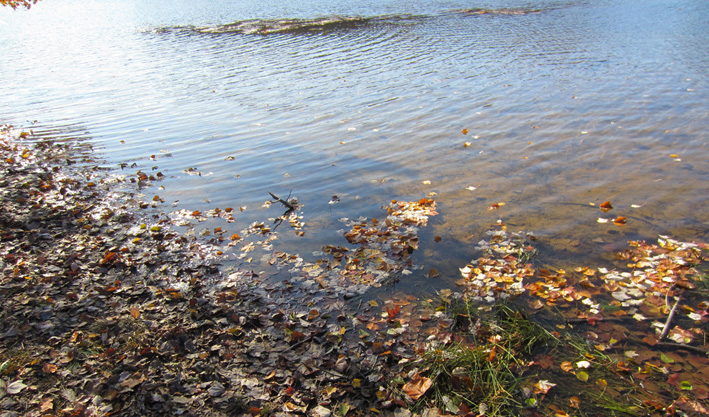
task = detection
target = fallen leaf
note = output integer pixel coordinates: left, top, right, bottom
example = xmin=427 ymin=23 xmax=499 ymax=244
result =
xmin=403 ymin=374 xmax=432 ymax=400
xmin=7 ymin=380 xmax=27 ymax=394
xmin=613 ymin=217 xmax=627 ymax=226
xmin=129 ymin=306 xmax=140 ymax=319
xmin=40 ymin=397 xmax=53 ymax=413
xmin=42 ymin=363 xmax=58 ymax=374
xmin=599 ymin=201 xmax=613 ymax=212
xmin=208 ymin=381 xmax=226 ymax=397
xmin=576 ymin=371 xmax=589 ymax=382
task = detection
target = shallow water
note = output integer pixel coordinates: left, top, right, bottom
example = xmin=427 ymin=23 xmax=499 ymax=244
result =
xmin=1 ymin=0 xmax=707 ymax=294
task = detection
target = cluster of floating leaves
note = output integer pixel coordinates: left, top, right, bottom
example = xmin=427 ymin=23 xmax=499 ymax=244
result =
xmin=457 ymin=230 xmax=536 ymax=302
xmin=260 ymin=199 xmax=438 ymax=296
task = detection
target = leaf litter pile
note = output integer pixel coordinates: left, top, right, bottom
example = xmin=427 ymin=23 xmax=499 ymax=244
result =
xmin=1 ymin=125 xmax=708 ymax=417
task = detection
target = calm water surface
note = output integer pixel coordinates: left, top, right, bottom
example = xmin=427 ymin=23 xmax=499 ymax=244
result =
xmin=1 ymin=0 xmax=707 ymax=294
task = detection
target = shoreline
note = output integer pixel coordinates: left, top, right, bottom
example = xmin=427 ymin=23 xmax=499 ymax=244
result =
xmin=2 ymin=125 xmax=708 ymax=417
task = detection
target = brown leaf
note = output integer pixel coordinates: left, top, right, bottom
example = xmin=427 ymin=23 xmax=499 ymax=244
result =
xmin=42 ymin=363 xmax=58 ymax=374
xmin=535 ymin=354 xmax=554 ymax=369
xmin=120 ymin=373 xmax=145 ymax=389
xmin=40 ymin=397 xmax=53 ymax=413
xmin=403 ymin=373 xmax=432 ymax=400
xmin=599 ymin=201 xmax=613 ymax=212
xmin=129 ymin=306 xmax=140 ymax=319
xmin=569 ymin=396 xmax=580 ymax=409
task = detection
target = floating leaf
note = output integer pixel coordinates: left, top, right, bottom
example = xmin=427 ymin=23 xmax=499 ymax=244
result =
xmin=600 ymin=201 xmax=613 ymax=212
xmin=462 ymin=129 xmax=469 ymax=135
xmin=576 ymin=371 xmax=589 ymax=382
xmin=613 ymin=216 xmax=627 ymax=226
xmin=576 ymin=360 xmax=591 ymax=369
xmin=560 ymin=361 xmax=574 ymax=372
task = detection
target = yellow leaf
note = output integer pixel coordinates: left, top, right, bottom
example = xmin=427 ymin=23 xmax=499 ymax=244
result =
xmin=352 ymin=379 xmax=361 ymax=388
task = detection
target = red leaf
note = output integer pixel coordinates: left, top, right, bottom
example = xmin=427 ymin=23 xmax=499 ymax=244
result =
xmin=387 ymin=305 xmax=401 ymax=320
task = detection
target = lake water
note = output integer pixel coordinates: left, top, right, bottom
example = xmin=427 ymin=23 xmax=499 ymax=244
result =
xmin=1 ymin=0 xmax=707 ymax=294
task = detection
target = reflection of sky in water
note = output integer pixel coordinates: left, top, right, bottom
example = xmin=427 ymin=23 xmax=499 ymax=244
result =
xmin=0 ymin=0 xmax=707 ymax=293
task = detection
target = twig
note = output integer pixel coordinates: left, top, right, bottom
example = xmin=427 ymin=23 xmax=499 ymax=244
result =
xmin=566 ymin=316 xmax=664 ymax=324
xmin=659 ymin=296 xmax=681 ymax=342
xmin=269 ymin=192 xmax=294 ymax=211
xmin=654 ymin=341 xmax=709 ymax=355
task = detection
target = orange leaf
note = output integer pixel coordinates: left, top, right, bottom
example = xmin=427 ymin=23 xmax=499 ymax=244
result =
xmin=560 ymin=361 xmax=574 ymax=372
xmin=403 ymin=374 xmax=432 ymax=400
xmin=42 ymin=363 xmax=58 ymax=374
xmin=613 ymin=216 xmax=627 ymax=226
xmin=462 ymin=129 xmax=469 ymax=135
xmin=387 ymin=305 xmax=401 ymax=320
xmin=101 ymin=251 xmax=119 ymax=265
xmin=569 ymin=396 xmax=580 ymax=409
xmin=599 ymin=201 xmax=613 ymax=212
xmin=129 ymin=306 xmax=141 ymax=319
